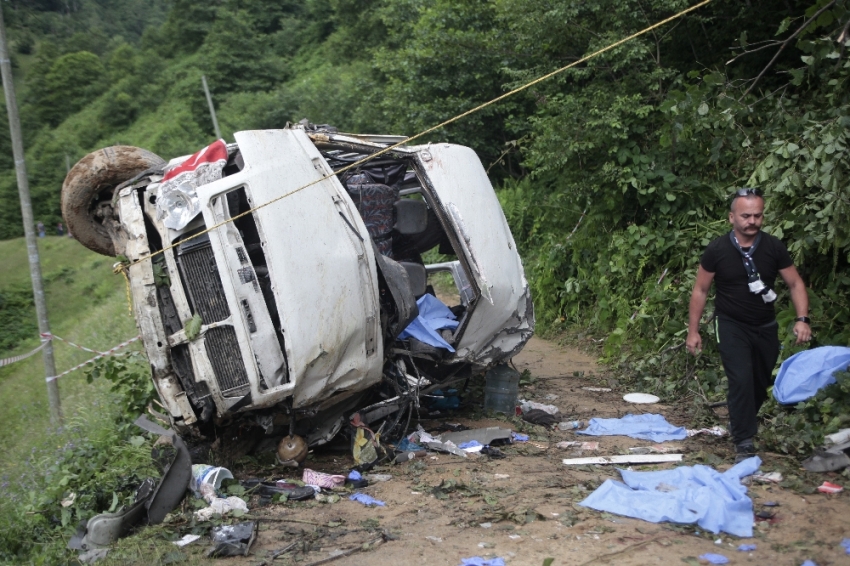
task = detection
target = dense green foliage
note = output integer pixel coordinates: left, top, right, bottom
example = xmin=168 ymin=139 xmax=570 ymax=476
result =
xmin=1 ymin=8 xmax=850 ymax=554
xmin=0 ymin=286 xmax=35 ymax=351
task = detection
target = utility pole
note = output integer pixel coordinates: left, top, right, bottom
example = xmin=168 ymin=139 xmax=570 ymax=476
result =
xmin=201 ymin=75 xmax=223 ymax=140
xmin=0 ymin=6 xmax=61 ymax=424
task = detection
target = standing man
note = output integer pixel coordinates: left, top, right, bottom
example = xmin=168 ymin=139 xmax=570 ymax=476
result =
xmin=687 ymin=188 xmax=811 ymax=462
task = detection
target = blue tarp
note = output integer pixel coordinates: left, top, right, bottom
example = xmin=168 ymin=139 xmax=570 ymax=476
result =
xmin=576 ymin=413 xmax=687 ymax=442
xmin=398 ymin=295 xmax=459 ymax=352
xmin=773 ymin=346 xmax=850 ymax=404
xmin=579 ymin=456 xmax=761 ymax=537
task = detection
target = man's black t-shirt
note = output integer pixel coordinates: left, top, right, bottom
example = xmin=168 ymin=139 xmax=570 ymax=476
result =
xmin=700 ymin=231 xmax=793 ymax=326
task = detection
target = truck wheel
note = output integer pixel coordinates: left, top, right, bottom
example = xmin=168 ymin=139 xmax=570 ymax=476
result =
xmin=62 ymin=146 xmax=165 ymax=256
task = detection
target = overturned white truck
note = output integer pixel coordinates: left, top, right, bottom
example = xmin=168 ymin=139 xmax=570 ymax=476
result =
xmin=62 ymin=124 xmax=533 ymax=463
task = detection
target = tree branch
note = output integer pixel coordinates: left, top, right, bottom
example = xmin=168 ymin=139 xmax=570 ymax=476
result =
xmin=739 ymin=0 xmax=837 ymax=101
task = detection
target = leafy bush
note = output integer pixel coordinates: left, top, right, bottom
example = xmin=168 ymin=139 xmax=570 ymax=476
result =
xmin=85 ymin=352 xmax=157 ymax=424
xmin=760 ymin=370 xmax=850 ymax=455
xmin=0 ymin=287 xmax=36 ymax=352
xmin=0 ymin=353 xmax=159 ymax=562
xmin=0 ymin=409 xmax=158 ymax=563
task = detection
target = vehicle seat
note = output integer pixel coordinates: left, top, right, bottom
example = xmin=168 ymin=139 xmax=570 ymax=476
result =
xmin=398 ymin=261 xmax=427 ymax=298
xmin=344 ymin=171 xmax=397 ymax=257
xmin=393 ymin=199 xmax=428 ymax=235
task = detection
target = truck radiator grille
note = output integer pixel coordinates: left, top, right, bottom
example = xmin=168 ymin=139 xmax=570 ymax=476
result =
xmin=178 ymin=239 xmax=231 ymax=322
xmin=177 ymin=235 xmax=249 ymax=396
xmin=204 ymin=326 xmax=249 ymax=394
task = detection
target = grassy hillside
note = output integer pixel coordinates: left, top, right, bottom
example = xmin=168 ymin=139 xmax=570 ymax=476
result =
xmin=0 ymin=236 xmax=140 ymax=472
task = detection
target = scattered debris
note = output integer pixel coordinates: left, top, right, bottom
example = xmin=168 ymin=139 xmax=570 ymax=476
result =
xmin=841 ymin=538 xmax=850 ymax=554
xmin=743 ymin=471 xmax=783 ymax=484
xmin=522 ymin=408 xmax=561 ymax=427
xmin=555 ymin=441 xmax=598 ymax=450
xmin=303 ymin=469 xmax=346 ymax=489
xmin=519 ymin=399 xmax=560 ymax=415
xmin=737 ymin=543 xmax=756 ymax=551
xmin=698 ymin=552 xmax=729 ymax=564
xmin=563 ymin=454 xmax=683 ymax=465
xmin=458 ymin=440 xmax=485 ymax=452
xmin=817 ymin=481 xmax=844 ymax=494
xmin=512 ymin=432 xmax=529 ymax=442
xmin=440 ymin=427 xmax=513 ymax=446
xmin=173 ymin=534 xmax=201 ymax=547
xmin=623 ymin=393 xmax=660 ymax=404
xmin=191 ymin=465 xmax=233 ymax=500
xmin=825 ymin=428 xmax=850 ymax=446
xmin=580 ymin=456 xmax=761 ymax=537
xmin=558 ymin=420 xmax=584 ymax=431
xmin=803 ymin=440 xmax=850 ymax=472
xmin=686 ymin=426 xmax=728 ymax=437
xmin=349 ymin=493 xmax=386 ymax=506
xmin=629 ymin=444 xmax=680 ymax=454
xmin=582 ymin=387 xmax=611 ymax=392
xmin=426 ymin=536 xmax=443 ymax=544
xmin=77 ymin=548 xmax=109 ymax=564
xmin=208 ymin=522 xmax=257 ymax=557
xmin=363 ymin=473 xmax=392 ymax=483
xmin=195 ymin=496 xmax=249 ymax=522
xmin=577 ymin=414 xmax=687 ymax=442
xmin=460 ymin=557 xmax=505 ymax=566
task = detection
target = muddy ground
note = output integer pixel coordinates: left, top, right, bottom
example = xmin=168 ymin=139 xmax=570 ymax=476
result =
xmin=211 ymin=337 xmax=850 ymax=566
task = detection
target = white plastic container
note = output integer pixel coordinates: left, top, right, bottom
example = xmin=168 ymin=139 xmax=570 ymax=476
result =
xmin=190 ymin=465 xmax=234 ymax=501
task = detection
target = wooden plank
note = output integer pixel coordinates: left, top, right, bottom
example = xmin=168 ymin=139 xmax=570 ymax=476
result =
xmin=562 ymin=454 xmax=683 ymax=465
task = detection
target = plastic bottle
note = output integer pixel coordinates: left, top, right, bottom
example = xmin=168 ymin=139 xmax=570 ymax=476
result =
xmin=558 ymin=420 xmax=584 ymax=431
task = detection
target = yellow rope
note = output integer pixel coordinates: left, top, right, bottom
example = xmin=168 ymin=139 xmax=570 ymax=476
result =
xmin=119 ymin=0 xmax=713 ymax=273
xmin=113 ymin=262 xmax=134 ymax=317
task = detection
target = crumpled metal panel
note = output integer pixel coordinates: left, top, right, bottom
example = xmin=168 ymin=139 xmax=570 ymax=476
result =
xmin=416 ymin=143 xmax=535 ymax=365
xmin=197 ymin=129 xmax=383 ymax=408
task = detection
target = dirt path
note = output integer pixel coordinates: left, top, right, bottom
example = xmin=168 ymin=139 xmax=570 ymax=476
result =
xmin=222 ymin=337 xmax=850 ymax=566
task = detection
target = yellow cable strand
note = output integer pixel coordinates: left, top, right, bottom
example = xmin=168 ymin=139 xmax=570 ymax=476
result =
xmin=113 ymin=262 xmax=134 ymax=316
xmin=121 ymin=0 xmax=713 ymax=274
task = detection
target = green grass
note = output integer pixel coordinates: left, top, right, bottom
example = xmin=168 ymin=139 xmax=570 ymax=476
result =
xmin=0 ymin=235 xmax=141 ymax=478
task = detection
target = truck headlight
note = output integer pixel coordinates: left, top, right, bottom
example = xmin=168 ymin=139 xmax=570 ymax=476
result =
xmin=156 ymin=180 xmax=200 ymax=230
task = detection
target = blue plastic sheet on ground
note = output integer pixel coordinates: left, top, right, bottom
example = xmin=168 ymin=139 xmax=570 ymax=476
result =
xmin=398 ymin=294 xmax=459 ymax=352
xmin=458 ymin=440 xmax=483 ymax=450
xmin=579 ymin=456 xmax=761 ymax=537
xmin=349 ymin=493 xmax=385 ymax=506
xmin=576 ymin=413 xmax=687 ymax=442
xmin=773 ymin=346 xmax=850 ymax=404
xmin=841 ymin=538 xmax=850 ymax=554
xmin=460 ymin=558 xmax=505 ymax=566
xmin=699 ymin=553 xmax=729 ymax=564
xmin=396 ymin=438 xmax=424 ymax=452
xmin=801 ymin=560 xmax=818 ymax=566
xmin=347 ymin=470 xmax=361 ymax=481
xmin=738 ymin=543 xmax=756 ymax=551
xmin=512 ymin=432 xmax=529 ymax=442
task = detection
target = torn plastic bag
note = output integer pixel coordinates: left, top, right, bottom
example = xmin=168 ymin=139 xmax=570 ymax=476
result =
xmin=579 ymin=456 xmax=761 ymax=537
xmin=577 ymin=413 xmax=687 ymax=442
xmin=398 ymin=295 xmax=459 ymax=351
xmin=773 ymin=346 xmax=850 ymax=404
xmin=208 ymin=521 xmax=257 ymax=557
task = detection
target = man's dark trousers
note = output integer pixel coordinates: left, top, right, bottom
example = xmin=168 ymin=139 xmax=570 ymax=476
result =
xmin=716 ymin=315 xmax=780 ymax=444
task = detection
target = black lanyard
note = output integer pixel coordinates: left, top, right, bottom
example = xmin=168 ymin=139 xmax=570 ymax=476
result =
xmin=729 ymin=231 xmax=762 ymax=280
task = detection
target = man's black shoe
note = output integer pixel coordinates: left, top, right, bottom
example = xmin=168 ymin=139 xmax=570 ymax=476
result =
xmin=734 ymin=442 xmax=757 ymax=464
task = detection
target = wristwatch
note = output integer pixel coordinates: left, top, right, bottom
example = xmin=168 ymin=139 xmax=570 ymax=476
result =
xmin=795 ymin=316 xmax=811 ymax=324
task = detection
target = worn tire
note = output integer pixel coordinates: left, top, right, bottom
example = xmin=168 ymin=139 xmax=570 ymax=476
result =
xmin=62 ymin=146 xmax=165 ymax=256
